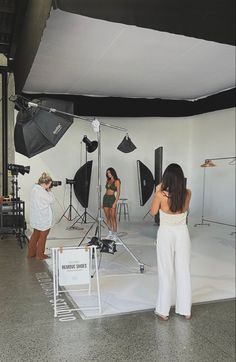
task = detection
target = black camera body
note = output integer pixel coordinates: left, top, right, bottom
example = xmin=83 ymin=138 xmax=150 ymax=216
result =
xmin=8 ymin=163 xmax=30 ymax=176
xmin=51 ymin=180 xmax=62 ymax=187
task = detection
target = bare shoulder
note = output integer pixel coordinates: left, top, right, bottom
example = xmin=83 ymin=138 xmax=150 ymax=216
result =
xmin=115 ymin=179 xmax=121 ymax=186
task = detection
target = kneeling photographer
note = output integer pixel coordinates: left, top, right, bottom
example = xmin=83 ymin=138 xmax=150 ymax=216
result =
xmin=28 ymin=172 xmax=61 ymax=260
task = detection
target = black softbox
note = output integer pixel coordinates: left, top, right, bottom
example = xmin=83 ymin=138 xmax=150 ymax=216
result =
xmin=14 ymin=98 xmax=74 ymax=158
xmin=73 ymin=161 xmax=93 ymax=208
xmin=137 ymin=160 xmax=155 ymax=206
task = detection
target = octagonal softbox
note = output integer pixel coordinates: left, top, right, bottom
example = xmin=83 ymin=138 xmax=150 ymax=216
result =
xmin=14 ymin=98 xmax=74 ymax=158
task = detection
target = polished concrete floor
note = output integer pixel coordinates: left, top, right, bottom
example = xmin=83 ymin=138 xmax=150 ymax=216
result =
xmin=44 ymin=220 xmax=235 ymax=319
xmin=0 ymin=235 xmax=235 ymax=362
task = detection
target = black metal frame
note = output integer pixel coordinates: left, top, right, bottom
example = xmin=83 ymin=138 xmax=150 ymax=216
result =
xmin=0 ymin=199 xmax=28 ymax=248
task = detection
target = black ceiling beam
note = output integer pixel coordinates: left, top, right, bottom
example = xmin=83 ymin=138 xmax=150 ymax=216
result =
xmin=54 ymin=0 xmax=235 ymax=46
xmin=8 ymin=0 xmax=29 ymax=65
xmin=21 ymin=88 xmax=236 ymax=118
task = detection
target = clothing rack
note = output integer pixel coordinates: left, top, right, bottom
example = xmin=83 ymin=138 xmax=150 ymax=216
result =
xmin=195 ymin=156 xmax=236 ymax=229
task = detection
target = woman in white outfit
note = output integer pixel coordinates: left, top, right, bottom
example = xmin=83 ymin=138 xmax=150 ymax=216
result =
xmin=151 ymin=163 xmax=192 ymax=321
xmin=27 ymin=172 xmax=54 ymax=260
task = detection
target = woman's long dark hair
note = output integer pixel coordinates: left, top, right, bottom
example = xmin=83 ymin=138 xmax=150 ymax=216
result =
xmin=161 ymin=163 xmax=187 ymax=212
xmin=106 ymin=167 xmax=119 ymax=181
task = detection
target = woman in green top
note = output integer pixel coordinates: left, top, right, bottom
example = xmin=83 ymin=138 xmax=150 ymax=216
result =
xmin=103 ymin=167 xmax=121 ymax=240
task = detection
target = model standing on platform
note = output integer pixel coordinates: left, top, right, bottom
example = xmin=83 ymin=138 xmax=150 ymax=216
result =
xmin=28 ymin=172 xmax=54 ymax=260
xmin=102 ymin=167 xmax=121 ymax=240
xmin=151 ymin=163 xmax=192 ymax=321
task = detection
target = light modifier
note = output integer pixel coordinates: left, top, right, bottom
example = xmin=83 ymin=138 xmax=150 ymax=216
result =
xmin=117 ymin=134 xmax=136 ymax=153
xmin=82 ymin=135 xmax=98 ymax=153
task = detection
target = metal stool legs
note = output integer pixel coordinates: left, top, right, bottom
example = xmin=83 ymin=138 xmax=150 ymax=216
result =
xmin=117 ymin=199 xmax=130 ymax=221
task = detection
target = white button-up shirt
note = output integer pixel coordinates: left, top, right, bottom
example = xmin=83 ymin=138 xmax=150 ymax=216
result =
xmin=30 ymin=184 xmax=54 ymax=231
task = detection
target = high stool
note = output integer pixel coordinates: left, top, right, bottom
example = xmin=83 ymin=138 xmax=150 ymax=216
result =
xmin=117 ymin=198 xmax=130 ymax=221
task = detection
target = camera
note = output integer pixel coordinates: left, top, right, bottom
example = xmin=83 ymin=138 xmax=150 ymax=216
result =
xmin=8 ymin=163 xmax=30 ymax=175
xmin=51 ymin=180 xmax=62 ymax=187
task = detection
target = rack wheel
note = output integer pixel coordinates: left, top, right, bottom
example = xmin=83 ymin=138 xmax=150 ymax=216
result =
xmin=140 ymin=265 xmax=144 ymax=273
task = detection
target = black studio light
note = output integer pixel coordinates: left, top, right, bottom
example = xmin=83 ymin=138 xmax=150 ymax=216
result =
xmin=7 ymin=163 xmax=30 ymax=176
xmin=117 ymin=134 xmax=136 ymax=153
xmin=82 ymin=136 xmax=98 ymax=153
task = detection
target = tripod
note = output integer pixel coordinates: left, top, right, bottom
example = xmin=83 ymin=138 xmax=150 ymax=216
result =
xmin=57 ymin=181 xmax=81 ymax=222
xmin=70 ymin=208 xmax=97 ymax=226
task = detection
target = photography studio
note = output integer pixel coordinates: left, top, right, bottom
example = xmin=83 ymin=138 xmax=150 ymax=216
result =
xmin=0 ymin=1 xmax=235 ymax=361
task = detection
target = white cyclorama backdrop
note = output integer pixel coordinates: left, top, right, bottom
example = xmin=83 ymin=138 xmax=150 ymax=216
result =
xmin=15 ymin=107 xmax=235 ymax=226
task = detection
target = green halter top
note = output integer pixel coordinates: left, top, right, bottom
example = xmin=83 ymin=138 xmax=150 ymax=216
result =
xmin=105 ymin=181 xmax=117 ymax=192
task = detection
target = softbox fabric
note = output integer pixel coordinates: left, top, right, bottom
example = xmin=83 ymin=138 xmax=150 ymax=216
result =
xmin=117 ymin=136 xmax=136 ymax=153
xmin=137 ymin=160 xmax=155 ymax=206
xmin=74 ymin=161 xmax=93 ymax=208
xmin=154 ymin=147 xmax=163 ymax=186
xmin=14 ymin=98 xmax=74 ymax=158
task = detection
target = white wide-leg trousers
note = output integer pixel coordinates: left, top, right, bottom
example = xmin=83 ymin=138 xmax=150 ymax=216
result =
xmin=155 ymin=225 xmax=191 ymax=316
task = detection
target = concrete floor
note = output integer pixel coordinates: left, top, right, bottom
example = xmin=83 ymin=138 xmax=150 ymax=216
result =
xmin=0 ymin=235 xmax=235 ymax=362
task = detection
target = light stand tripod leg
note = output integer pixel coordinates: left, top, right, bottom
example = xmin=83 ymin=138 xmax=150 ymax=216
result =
xmin=78 ymin=222 xmax=96 ymax=246
xmin=78 ymin=216 xmax=107 ymax=246
xmin=143 ymin=209 xmax=151 ymax=220
xmin=57 ymin=183 xmax=82 ymax=223
xmin=115 ymin=236 xmax=145 ymax=273
xmin=75 ymin=209 xmax=97 ymax=225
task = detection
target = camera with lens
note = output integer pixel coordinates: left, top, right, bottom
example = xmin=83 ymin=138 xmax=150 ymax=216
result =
xmin=51 ymin=180 xmax=62 ymax=187
xmin=8 ymin=163 xmax=30 ymax=175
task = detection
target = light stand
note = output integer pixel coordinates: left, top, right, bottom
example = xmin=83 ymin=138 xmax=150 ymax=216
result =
xmin=22 ymin=100 xmax=145 ymax=273
xmin=10 ymin=171 xmax=29 ymax=247
xmin=57 ymin=179 xmax=81 ymax=222
xmin=195 ymin=157 xmax=236 ymax=229
xmin=71 ymin=136 xmax=97 ymax=225
xmin=194 ymin=166 xmax=210 ymax=227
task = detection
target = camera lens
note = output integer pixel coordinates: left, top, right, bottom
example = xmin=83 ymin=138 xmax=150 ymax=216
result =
xmin=51 ymin=181 xmax=62 ymax=187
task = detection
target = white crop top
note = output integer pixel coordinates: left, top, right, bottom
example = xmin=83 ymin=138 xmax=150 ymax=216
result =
xmin=159 ymin=209 xmax=187 ymax=225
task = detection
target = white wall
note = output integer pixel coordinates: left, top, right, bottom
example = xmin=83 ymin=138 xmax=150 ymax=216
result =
xmin=188 ymin=108 xmax=235 ymax=224
xmin=15 ymin=107 xmax=235 ymax=225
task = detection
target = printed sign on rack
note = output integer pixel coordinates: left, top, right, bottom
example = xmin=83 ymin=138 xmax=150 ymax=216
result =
xmin=58 ymin=248 xmax=90 ymax=286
